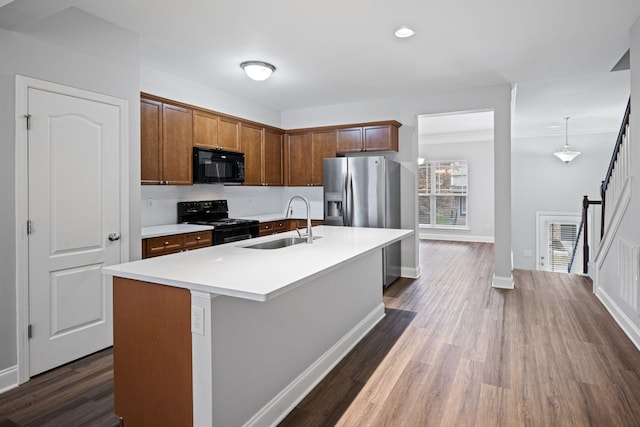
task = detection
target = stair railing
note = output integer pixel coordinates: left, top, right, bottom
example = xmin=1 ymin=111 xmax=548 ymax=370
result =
xmin=600 ymin=98 xmax=631 ymax=238
xmin=568 ymin=216 xmax=583 ymax=273
xmin=569 ymin=195 xmax=601 ymax=274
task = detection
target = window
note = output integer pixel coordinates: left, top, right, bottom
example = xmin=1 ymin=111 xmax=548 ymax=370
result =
xmin=547 ymin=222 xmax=578 ymax=272
xmin=418 ymin=160 xmax=468 ymax=228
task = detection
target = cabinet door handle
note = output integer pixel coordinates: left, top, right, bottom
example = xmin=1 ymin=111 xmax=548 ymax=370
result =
xmin=108 ymin=233 xmax=120 ymax=241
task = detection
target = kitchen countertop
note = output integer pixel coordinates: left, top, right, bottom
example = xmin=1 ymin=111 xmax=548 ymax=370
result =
xmin=105 ymin=226 xmax=412 ymax=302
xmin=141 ymin=224 xmax=214 ymax=239
xmin=240 ymin=213 xmax=324 ymax=222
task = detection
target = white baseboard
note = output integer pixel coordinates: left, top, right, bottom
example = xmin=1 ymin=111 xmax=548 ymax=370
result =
xmin=419 ymin=233 xmax=494 ymax=243
xmin=0 ymin=365 xmax=18 ymax=394
xmin=492 ymin=274 xmax=514 ymax=289
xmin=595 ymin=287 xmax=640 ymax=352
xmin=244 ymin=303 xmax=386 ymax=427
xmin=401 ymin=265 xmax=421 ymax=279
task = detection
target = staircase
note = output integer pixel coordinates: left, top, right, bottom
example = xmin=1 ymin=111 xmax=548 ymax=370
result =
xmin=569 ymin=99 xmax=631 ymax=277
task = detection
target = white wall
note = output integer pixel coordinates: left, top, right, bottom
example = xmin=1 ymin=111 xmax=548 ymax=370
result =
xmin=511 ymin=133 xmax=617 ymax=270
xmin=0 ymin=8 xmax=140 ymax=373
xmin=141 ymin=66 xmax=282 ymax=128
xmin=419 ymin=140 xmax=495 ymax=242
xmin=141 ymin=185 xmax=324 ymax=225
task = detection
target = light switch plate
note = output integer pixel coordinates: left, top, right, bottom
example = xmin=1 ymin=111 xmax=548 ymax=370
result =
xmin=191 ymin=305 xmax=205 ymax=336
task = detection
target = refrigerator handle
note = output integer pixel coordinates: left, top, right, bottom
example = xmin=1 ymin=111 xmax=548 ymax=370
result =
xmin=347 ymin=171 xmax=355 ymax=226
xmin=344 ymin=171 xmax=350 ymax=226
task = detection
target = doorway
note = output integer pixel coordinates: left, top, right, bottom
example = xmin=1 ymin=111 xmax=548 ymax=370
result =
xmin=15 ymin=76 xmax=129 ymax=382
xmin=536 ymin=212 xmax=581 ymax=273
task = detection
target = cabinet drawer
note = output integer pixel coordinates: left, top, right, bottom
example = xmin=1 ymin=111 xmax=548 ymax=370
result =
xmin=183 ymin=231 xmax=212 ymax=249
xmin=274 ymin=220 xmax=287 ymax=232
xmin=259 ymin=221 xmax=276 ymax=236
xmin=145 ymin=235 xmax=183 ymax=257
xmin=289 ymin=219 xmax=324 ymax=230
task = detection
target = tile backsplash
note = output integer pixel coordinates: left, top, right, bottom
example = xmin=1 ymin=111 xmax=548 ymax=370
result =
xmin=141 ymin=185 xmax=323 ymax=226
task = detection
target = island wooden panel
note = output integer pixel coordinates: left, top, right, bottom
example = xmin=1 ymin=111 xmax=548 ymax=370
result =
xmin=113 ymin=278 xmax=193 ymax=427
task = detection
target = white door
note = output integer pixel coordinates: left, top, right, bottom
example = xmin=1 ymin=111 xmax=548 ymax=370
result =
xmin=27 ymin=87 xmax=121 ymax=376
xmin=537 ymin=214 xmax=581 ymax=273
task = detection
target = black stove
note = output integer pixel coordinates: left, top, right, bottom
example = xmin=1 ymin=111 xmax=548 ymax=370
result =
xmin=177 ymin=200 xmax=259 ymax=245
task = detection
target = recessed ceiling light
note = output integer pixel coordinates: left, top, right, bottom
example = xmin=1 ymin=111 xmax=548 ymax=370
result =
xmin=394 ymin=27 xmax=415 ymax=38
xmin=240 ymin=61 xmax=276 ymax=81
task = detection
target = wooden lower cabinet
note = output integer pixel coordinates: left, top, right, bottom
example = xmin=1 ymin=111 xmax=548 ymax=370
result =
xmin=113 ymin=278 xmax=193 ymax=427
xmin=259 ymin=219 xmax=323 ymax=236
xmin=259 ymin=220 xmax=288 ymax=236
xmin=289 ymin=219 xmax=324 ymax=231
xmin=142 ymin=230 xmax=212 ymax=258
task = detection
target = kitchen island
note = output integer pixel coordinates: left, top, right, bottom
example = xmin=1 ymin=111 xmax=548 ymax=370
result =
xmin=103 ymin=225 xmax=412 ymax=426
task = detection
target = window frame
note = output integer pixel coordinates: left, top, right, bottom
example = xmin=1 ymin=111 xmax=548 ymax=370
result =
xmin=418 ymin=160 xmax=469 ymax=230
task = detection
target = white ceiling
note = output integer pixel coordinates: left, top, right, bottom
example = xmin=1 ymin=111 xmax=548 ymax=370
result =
xmin=2 ymin=0 xmax=638 ymax=138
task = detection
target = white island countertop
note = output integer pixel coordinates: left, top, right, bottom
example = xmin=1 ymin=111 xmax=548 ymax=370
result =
xmin=104 ymin=226 xmax=412 ymax=301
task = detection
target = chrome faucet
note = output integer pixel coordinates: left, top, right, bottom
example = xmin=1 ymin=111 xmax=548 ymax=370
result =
xmin=286 ymin=195 xmax=313 ymax=243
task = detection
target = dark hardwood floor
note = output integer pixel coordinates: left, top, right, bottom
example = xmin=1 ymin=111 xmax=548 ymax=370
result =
xmin=0 ymin=348 xmax=118 ymax=427
xmin=2 ymin=240 xmax=640 ymax=426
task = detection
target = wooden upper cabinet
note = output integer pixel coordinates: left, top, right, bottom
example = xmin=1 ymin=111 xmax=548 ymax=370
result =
xmin=218 ymin=117 xmax=241 ymax=152
xmin=140 ymin=97 xmax=192 ymax=185
xmin=192 ymin=110 xmax=219 ymax=149
xmin=336 ymin=123 xmax=400 ymax=153
xmin=336 ymin=127 xmax=363 ymax=153
xmin=263 ymin=129 xmax=284 ymax=186
xmin=241 ymin=125 xmax=283 ymax=186
xmin=162 ymin=104 xmax=193 ymax=185
xmin=286 ymin=133 xmax=312 ymax=186
xmin=285 ymin=131 xmax=335 ymax=186
xmin=241 ymin=123 xmax=264 ymax=186
xmin=141 ymin=98 xmax=163 ymax=184
xmin=311 ymin=130 xmax=337 ymax=185
xmin=364 ymin=125 xmax=398 ymax=151
xmin=193 ymin=110 xmax=241 ymax=152
xmin=141 ymin=93 xmax=400 ymax=188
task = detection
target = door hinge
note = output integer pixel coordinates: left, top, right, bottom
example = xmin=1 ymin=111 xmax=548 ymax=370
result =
xmin=24 ymin=114 xmax=31 ymax=130
xmin=27 ymin=219 xmax=33 ymax=235
xmin=28 ymin=324 xmax=32 ymax=339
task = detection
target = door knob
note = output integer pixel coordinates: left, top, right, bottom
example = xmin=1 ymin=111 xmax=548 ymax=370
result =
xmin=108 ymin=233 xmax=120 ymax=241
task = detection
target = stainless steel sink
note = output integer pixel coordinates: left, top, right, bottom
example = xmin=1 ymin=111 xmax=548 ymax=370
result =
xmin=242 ymin=236 xmax=321 ymax=250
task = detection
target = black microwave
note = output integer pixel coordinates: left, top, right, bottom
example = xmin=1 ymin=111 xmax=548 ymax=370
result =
xmin=193 ymin=147 xmax=245 ymax=184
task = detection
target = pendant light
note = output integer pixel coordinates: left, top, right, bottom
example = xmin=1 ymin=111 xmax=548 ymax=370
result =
xmin=240 ymin=61 xmax=276 ymax=81
xmin=553 ymin=117 xmax=581 ymax=163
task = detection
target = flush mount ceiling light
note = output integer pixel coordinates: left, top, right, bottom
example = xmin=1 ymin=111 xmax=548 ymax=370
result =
xmin=240 ymin=61 xmax=276 ymax=81
xmin=553 ymin=117 xmax=581 ymax=163
xmin=394 ymin=27 xmax=415 ymax=38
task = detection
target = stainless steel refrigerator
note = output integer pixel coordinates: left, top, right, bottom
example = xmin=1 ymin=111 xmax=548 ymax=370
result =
xmin=323 ymin=156 xmax=401 ymax=287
